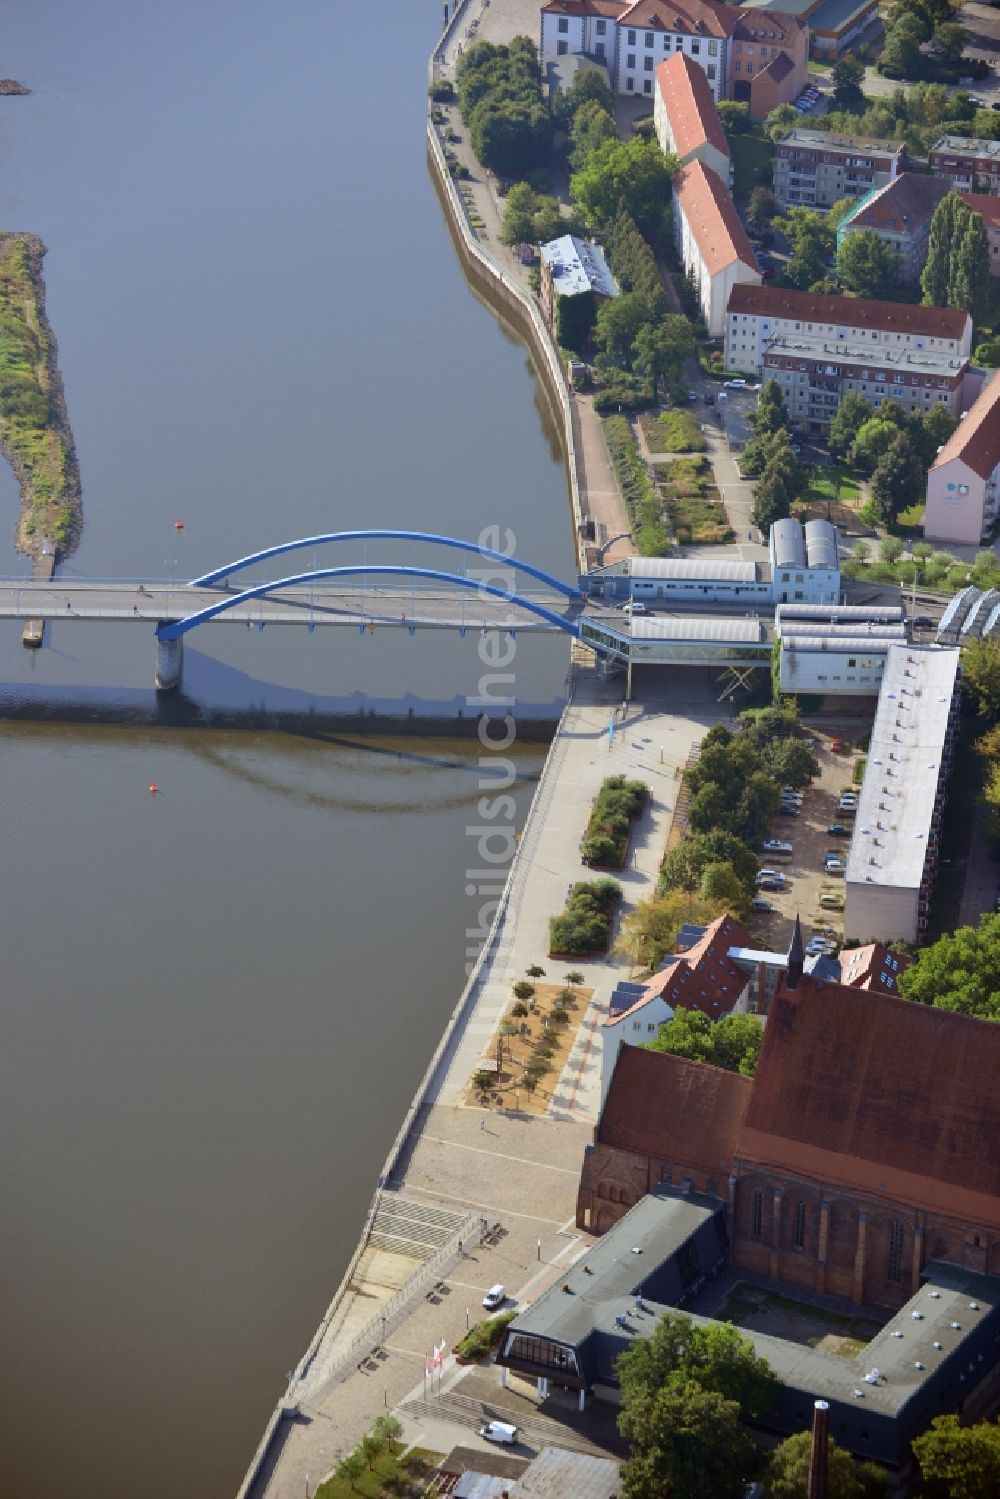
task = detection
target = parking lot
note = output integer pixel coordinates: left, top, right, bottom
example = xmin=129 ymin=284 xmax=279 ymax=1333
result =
xmin=748 ymin=729 xmax=868 ymax=956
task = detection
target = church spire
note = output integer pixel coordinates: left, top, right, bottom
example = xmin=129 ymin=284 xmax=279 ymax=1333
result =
xmin=787 ymin=913 xmax=804 ymax=991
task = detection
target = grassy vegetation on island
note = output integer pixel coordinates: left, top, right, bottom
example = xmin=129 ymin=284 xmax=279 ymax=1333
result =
xmin=0 ymin=234 xmax=80 ymax=553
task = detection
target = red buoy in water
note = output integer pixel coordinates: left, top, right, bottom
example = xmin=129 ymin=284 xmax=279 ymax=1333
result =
xmin=174 ymin=519 xmax=184 ymax=530
xmin=149 ymin=782 xmax=159 ymax=794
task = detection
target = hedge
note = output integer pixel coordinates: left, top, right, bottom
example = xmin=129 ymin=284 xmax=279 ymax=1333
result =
xmin=582 ymin=774 xmax=647 ymax=868
xmin=549 ymin=878 xmax=623 ymax=956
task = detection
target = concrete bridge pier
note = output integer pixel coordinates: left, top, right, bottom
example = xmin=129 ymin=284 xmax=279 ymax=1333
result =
xmin=155 ymin=632 xmax=183 ymax=692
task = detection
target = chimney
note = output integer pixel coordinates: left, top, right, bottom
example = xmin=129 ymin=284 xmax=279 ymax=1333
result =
xmin=808 ymin=1399 xmax=830 ymax=1499
xmin=786 ymin=913 xmax=804 ymax=990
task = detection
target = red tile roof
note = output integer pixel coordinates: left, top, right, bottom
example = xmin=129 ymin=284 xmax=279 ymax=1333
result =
xmin=844 ymin=173 xmax=951 ymax=235
xmin=542 ymin=0 xmax=626 ymax=15
xmin=734 ymin=6 xmax=807 ymax=39
xmin=754 ymin=50 xmax=795 ymax=82
xmin=655 ymin=52 xmax=730 ymax=164
xmin=931 ymin=372 xmax=1000 ymax=483
xmin=675 ymin=161 xmax=760 ymax=275
xmin=598 ymin=1045 xmax=752 ymax=1172
xmin=619 ymin=0 xmax=735 ymax=36
xmin=607 ymin=913 xmax=755 ymax=1025
xmin=726 ymin=281 xmax=971 ymax=342
xmin=743 ymin=975 xmax=1000 ymax=1229
xmin=837 ymin=942 xmax=912 ymax=995
xmin=962 ymin=191 xmax=1000 ymax=230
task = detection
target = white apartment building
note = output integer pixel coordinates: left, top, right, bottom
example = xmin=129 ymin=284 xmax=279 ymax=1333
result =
xmin=843 ymin=645 xmax=961 ymax=945
xmin=924 ymin=372 xmax=1000 ymax=545
xmin=724 ymin=284 xmax=973 ymax=376
xmin=654 ymin=50 xmax=731 ymax=184
xmin=674 ymin=159 xmax=760 ymax=336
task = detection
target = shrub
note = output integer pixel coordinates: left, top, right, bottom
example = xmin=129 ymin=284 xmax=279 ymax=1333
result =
xmin=511 ymin=1000 xmax=529 ymax=1018
xmin=429 ymin=78 xmax=455 ymax=101
xmin=549 ymin=879 xmax=622 ymax=955
xmin=526 ymin=963 xmax=545 ymax=977
xmin=582 ymin=775 xmax=648 ymax=868
xmin=512 ymin=980 xmax=535 ymax=1000
xmin=454 ymin=1309 xmax=517 ymax=1361
xmin=565 ymin=970 xmax=584 ymax=984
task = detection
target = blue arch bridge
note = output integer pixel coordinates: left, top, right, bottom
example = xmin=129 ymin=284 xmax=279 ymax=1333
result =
xmin=0 ymin=531 xmax=773 ymax=691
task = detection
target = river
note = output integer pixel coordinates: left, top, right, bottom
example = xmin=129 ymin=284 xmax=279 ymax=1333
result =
xmin=0 ymin=4 xmax=572 ymax=1497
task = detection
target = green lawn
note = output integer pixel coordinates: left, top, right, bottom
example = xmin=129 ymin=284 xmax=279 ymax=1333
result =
xmin=807 ymin=58 xmax=831 ymax=72
xmin=640 ymin=408 xmax=706 ymax=454
xmin=730 ymin=128 xmax=774 ymax=198
xmin=803 ymin=466 xmax=861 ymax=508
xmin=316 ymin=1445 xmax=442 ymax=1498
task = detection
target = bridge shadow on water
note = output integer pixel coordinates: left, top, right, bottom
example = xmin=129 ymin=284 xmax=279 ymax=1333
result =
xmin=0 ymin=645 xmax=563 ymax=753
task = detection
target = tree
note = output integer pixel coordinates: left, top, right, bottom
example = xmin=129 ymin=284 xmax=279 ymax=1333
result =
xmin=571 ymin=136 xmax=677 ymax=237
xmin=373 ymin=1414 xmax=402 ymax=1447
xmin=616 ymin=890 xmax=722 ymax=969
xmin=661 ymin=827 xmax=760 ymax=897
xmin=717 ymin=99 xmax=751 ymax=133
xmin=880 ymin=23 xmax=923 ymax=75
xmin=618 ymin=1314 xmax=777 ymax=1499
xmin=751 ymin=378 xmax=790 ymax=438
xmin=849 ymin=417 xmax=899 ymax=472
xmin=553 ymin=66 xmax=615 ymax=128
xmin=832 ymin=55 xmax=865 ymax=110
xmin=648 ymin=1006 xmax=764 ymax=1075
xmin=836 ymin=231 xmax=901 ymax=298
xmin=922 ymin=193 xmax=990 ymax=320
xmin=336 ymin=1451 xmax=366 ymax=1491
xmin=828 ymin=392 xmax=873 ymax=460
xmin=753 ymin=434 xmax=800 ymax=531
xmin=906 ymin=403 xmax=956 ymax=469
xmin=962 ymin=636 xmax=1000 ymax=718
xmin=569 ymin=98 xmax=619 ymax=171
xmin=470 ymin=98 xmax=552 ymax=178
xmin=360 ymin=1432 xmax=384 ymax=1469
xmin=607 ymin=210 xmax=668 ymax=314
xmin=760 ymin=735 xmax=819 ymax=789
xmin=912 ymin=1414 xmax=1000 ymax=1499
xmin=933 ymin=21 xmax=968 ymax=60
xmin=748 ymin=185 xmax=781 ymax=233
xmin=634 ymin=319 xmax=691 ymax=401
xmin=898 ymin=911 xmax=1000 ymax=1019
xmin=500 ymin=181 xmax=541 ymax=246
xmin=880 ymin=534 xmax=904 ymax=564
xmin=556 ymin=287 xmax=597 ymax=354
xmin=766 ymin=1430 xmax=889 ymax=1498
xmin=826 ymin=196 xmax=858 ymax=229
xmin=765 ymin=103 xmax=800 ymax=140
xmin=593 ymin=292 xmax=655 ymax=368
xmin=869 ymin=431 xmax=923 ymax=524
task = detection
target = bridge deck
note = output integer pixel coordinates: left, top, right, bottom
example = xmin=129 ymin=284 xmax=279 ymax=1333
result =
xmin=0 ymin=581 xmax=582 ymax=633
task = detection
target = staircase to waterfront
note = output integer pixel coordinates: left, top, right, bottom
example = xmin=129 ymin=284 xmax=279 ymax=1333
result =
xmin=369 ymin=1195 xmax=470 ymax=1261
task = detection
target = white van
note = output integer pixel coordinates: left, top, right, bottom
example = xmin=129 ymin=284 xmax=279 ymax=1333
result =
xmin=480 ymin=1420 xmax=518 ymax=1444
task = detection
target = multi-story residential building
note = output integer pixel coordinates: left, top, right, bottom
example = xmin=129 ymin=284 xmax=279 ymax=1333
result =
xmin=930 ymin=135 xmax=1000 ymax=196
xmin=653 ymin=51 xmax=731 ymax=184
xmin=539 ymin=0 xmax=808 ymax=114
xmin=673 ymin=159 xmax=760 ymax=334
xmin=836 ymin=174 xmax=952 ymax=283
xmin=924 ymin=372 xmax=1000 ymax=545
xmin=965 ymin=192 xmax=1000 ymax=276
xmin=763 ymin=335 xmax=968 ymax=435
xmin=773 ymin=129 xmax=904 ymax=209
xmin=844 ymin=645 xmax=961 ymax=945
xmin=741 ymin=0 xmax=880 ymax=56
xmin=724 ymin=284 xmax=973 ymax=376
xmin=538 ymin=235 xmax=618 ymax=339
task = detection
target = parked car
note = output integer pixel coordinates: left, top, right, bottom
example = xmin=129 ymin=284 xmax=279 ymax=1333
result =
xmin=837 ymin=796 xmax=859 ymax=813
xmin=687 ymin=389 xmax=698 ymax=402
xmin=826 ymin=824 xmax=851 ymax=838
xmin=751 ymin=897 xmax=775 ymax=912
xmin=480 ymin=1421 xmax=518 ymax=1445
xmin=819 ymin=891 xmax=845 ymax=910
xmin=775 ymin=804 xmax=800 ymax=816
xmin=762 ymin=839 xmax=793 ymax=854
xmin=757 ymin=868 xmax=786 ymax=885
xmin=483 ymin=1284 xmax=506 ymax=1310
xmin=780 ymin=787 xmax=803 ymax=800
xmin=911 ymin=615 xmax=934 ymax=629
xmin=704 ymin=392 xmax=716 ymax=405
xmin=757 ymin=877 xmax=785 ymax=892
xmin=724 ymin=378 xmax=748 ymax=389
xmin=626 ymin=601 xmax=649 ymax=614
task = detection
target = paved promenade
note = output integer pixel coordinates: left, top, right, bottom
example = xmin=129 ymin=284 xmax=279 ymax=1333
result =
xmin=250 ymin=670 xmax=728 ymax=1497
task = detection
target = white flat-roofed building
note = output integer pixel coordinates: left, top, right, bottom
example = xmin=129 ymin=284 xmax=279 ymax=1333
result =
xmin=769 ymin=516 xmax=839 ymax=603
xmin=724 ymin=284 xmax=972 ymax=377
xmin=776 ymin=602 xmax=904 ymax=626
xmin=778 ymin=633 xmax=900 ymax=694
xmin=844 ymin=645 xmax=962 ymax=945
xmin=538 ymin=235 xmax=618 ymax=340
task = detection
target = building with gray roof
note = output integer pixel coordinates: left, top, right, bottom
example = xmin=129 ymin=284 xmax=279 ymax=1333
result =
xmin=496 ymin=1187 xmax=1000 ymax=1468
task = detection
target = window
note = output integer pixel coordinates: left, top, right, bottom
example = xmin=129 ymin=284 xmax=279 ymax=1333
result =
xmin=596 ymin=17 xmax=606 ymax=31
xmin=734 ymin=60 xmax=740 ymax=71
xmin=644 ymin=55 xmax=653 ymax=70
xmin=643 ymin=78 xmax=652 ymax=91
xmin=888 ymin=1219 xmax=904 ymax=1283
xmin=595 ymin=41 xmax=605 ymax=57
xmin=557 ymin=16 xmax=569 ymax=30
xmin=627 ymin=52 xmax=636 ymax=68
xmin=751 ymin=1189 xmax=764 ymax=1239
xmin=794 ymin=1201 xmax=806 ymax=1250
xmin=691 ymin=38 xmax=700 ymax=52
xmin=708 ymin=39 xmax=718 ymax=54
xmin=707 ymin=63 xmax=716 ymax=78
xmin=557 ymin=39 xmax=568 ymax=53
xmin=628 ymin=28 xmax=636 ymax=42
xmin=645 ymin=30 xmax=653 ymax=45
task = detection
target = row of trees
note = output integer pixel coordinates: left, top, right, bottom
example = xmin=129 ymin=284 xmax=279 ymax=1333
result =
xmin=827 ymin=394 xmax=956 ymax=525
xmin=921 ymin=191 xmax=992 ymax=325
xmin=617 ymin=710 xmax=818 ymax=966
xmin=456 ymin=39 xmax=551 ymax=179
xmin=738 ymin=381 xmax=806 ymax=532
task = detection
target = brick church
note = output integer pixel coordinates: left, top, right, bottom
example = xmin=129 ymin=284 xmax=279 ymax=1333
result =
xmin=577 ymin=945 xmax=1000 ymax=1312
